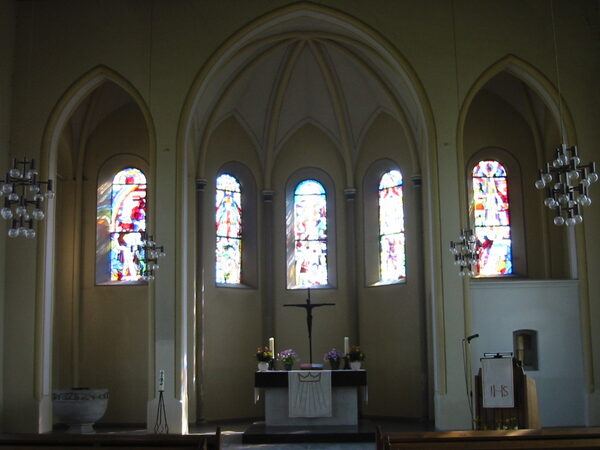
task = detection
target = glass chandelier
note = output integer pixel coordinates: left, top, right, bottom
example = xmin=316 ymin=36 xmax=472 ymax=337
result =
xmin=0 ymin=157 xmax=54 ymax=238
xmin=535 ymin=144 xmax=597 ymax=226
xmin=137 ymin=235 xmax=165 ymax=281
xmin=536 ymin=2 xmax=598 ymax=226
xmin=450 ymin=229 xmax=479 ymax=277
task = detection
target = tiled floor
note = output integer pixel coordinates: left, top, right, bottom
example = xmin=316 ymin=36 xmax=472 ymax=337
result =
xmin=190 ymin=418 xmax=433 ymax=450
xmin=84 ymin=418 xmax=432 ymax=449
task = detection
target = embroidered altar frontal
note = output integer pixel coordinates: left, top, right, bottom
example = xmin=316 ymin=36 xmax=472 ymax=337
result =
xmin=255 ymin=370 xmax=367 ymax=426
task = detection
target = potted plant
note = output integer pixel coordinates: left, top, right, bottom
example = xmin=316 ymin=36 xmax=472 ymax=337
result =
xmin=323 ymin=348 xmax=344 ymax=370
xmin=277 ymin=349 xmax=298 ymax=370
xmin=348 ymin=345 xmax=365 ymax=370
xmin=256 ymin=346 xmax=273 ymax=371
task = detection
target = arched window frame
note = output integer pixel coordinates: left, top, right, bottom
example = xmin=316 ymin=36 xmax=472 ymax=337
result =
xmin=363 ymin=159 xmax=407 ymax=286
xmin=285 ymin=168 xmax=336 ymax=290
xmin=214 ymin=161 xmax=258 ymax=288
xmin=467 ymin=148 xmax=526 ymax=277
xmin=96 ymin=155 xmax=149 ymax=285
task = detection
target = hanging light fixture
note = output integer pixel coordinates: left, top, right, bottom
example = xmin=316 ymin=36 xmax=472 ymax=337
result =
xmin=137 ymin=234 xmax=165 ymax=281
xmin=535 ymin=0 xmax=597 ymax=226
xmin=535 ymin=145 xmax=597 ymax=226
xmin=450 ymin=229 xmax=479 ymax=277
xmin=448 ymin=1 xmax=479 ymax=278
xmin=0 ymin=157 xmax=54 ymax=238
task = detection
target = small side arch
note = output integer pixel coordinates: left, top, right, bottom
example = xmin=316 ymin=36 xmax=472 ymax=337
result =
xmin=34 ymin=65 xmax=156 ymax=421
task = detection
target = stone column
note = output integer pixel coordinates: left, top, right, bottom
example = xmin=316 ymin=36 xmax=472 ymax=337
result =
xmin=194 ymin=179 xmax=207 ymax=422
xmin=262 ymin=190 xmax=275 ymax=349
xmin=344 ymin=188 xmax=359 ymax=342
xmin=412 ymin=174 xmax=431 ymax=419
xmin=146 ymin=151 xmax=187 ymax=434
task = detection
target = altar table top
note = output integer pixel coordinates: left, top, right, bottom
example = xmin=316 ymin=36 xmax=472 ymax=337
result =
xmin=254 ymin=370 xmax=367 ymax=388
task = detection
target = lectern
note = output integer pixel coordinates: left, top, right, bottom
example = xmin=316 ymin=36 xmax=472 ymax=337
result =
xmin=474 ymin=357 xmax=540 ymax=429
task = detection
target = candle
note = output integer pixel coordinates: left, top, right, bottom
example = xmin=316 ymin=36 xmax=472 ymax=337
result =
xmin=269 ymin=337 xmax=275 ymax=358
xmin=159 ymin=369 xmax=165 ymax=392
xmin=344 ymin=336 xmax=349 ymax=355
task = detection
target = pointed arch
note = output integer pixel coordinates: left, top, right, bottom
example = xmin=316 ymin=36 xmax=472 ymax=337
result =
xmin=456 ymin=53 xmax=578 ymax=233
xmin=177 ymin=2 xmax=435 ymax=188
xmin=34 ymin=65 xmax=156 ymax=417
xmin=458 ymin=54 xmax=577 ymax=172
xmin=177 ymin=1 xmax=444 ymax=398
xmin=457 ymin=54 xmax=594 ymax=395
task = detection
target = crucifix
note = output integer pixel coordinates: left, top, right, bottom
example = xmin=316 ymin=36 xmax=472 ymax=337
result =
xmin=284 ymin=288 xmax=335 ymax=364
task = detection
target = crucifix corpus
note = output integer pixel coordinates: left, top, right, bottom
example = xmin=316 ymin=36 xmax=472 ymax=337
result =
xmin=284 ymin=288 xmax=335 ymax=365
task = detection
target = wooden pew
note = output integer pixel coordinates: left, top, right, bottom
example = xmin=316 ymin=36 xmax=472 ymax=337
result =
xmin=378 ymin=427 xmax=600 ymax=450
xmin=0 ymin=426 xmax=221 ymax=449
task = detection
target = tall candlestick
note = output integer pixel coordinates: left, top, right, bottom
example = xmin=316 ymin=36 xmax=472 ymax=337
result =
xmin=344 ymin=336 xmax=349 ymax=355
xmin=159 ymin=369 xmax=165 ymax=392
xmin=269 ymin=337 xmax=275 ymax=358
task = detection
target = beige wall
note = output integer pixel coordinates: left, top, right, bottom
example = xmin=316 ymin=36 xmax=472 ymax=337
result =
xmin=0 ymin=0 xmax=15 ymax=431
xmin=463 ymin=88 xmax=570 ymax=279
xmin=356 ymin=113 xmax=428 ymax=418
xmin=200 ymin=117 xmax=263 ymax=420
xmin=53 ymin=101 xmax=150 ymax=424
xmin=271 ymin=123 xmax=349 ymax=366
xmin=2 ymin=0 xmax=599 ymax=430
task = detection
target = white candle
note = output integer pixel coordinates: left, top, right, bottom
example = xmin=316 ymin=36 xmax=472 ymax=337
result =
xmin=344 ymin=336 xmax=349 ymax=355
xmin=159 ymin=369 xmax=165 ymax=392
xmin=269 ymin=337 xmax=275 ymax=358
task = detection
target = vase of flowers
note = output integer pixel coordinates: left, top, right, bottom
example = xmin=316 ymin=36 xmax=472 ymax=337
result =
xmin=277 ymin=349 xmax=298 ymax=370
xmin=323 ymin=348 xmax=344 ymax=370
xmin=256 ymin=346 xmax=273 ymax=371
xmin=348 ymin=345 xmax=365 ymax=370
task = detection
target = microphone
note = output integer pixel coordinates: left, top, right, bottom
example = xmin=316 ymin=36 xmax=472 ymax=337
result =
xmin=466 ymin=333 xmax=479 ymax=343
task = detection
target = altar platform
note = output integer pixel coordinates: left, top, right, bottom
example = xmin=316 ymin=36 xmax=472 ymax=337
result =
xmin=242 ymin=420 xmax=375 ymax=444
xmin=249 ymin=369 xmax=369 ymax=443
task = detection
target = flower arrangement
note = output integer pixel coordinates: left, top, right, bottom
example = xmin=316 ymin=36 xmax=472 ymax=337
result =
xmin=277 ymin=349 xmax=298 ymax=366
xmin=256 ymin=346 xmax=273 ymax=362
xmin=348 ymin=345 xmax=365 ymax=362
xmin=323 ymin=348 xmax=344 ymax=364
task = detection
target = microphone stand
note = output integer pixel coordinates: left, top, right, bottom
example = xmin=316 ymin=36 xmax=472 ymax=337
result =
xmin=462 ymin=333 xmax=479 ymax=429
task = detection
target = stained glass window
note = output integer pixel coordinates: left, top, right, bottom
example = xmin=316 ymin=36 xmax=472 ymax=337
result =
xmin=472 ymin=160 xmax=513 ymax=276
xmin=109 ymin=168 xmax=147 ymax=281
xmin=216 ymin=174 xmax=242 ymax=284
xmin=293 ymin=179 xmax=328 ymax=287
xmin=378 ymin=170 xmax=406 ymax=282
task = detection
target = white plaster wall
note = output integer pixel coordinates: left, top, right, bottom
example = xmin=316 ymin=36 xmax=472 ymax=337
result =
xmin=470 ymin=280 xmax=585 ymax=426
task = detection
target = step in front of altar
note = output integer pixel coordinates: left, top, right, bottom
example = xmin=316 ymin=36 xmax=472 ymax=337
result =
xmin=242 ymin=420 xmax=375 ymax=444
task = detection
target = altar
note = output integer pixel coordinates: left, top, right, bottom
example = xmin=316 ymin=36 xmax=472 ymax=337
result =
xmin=254 ymin=369 xmax=367 ymax=426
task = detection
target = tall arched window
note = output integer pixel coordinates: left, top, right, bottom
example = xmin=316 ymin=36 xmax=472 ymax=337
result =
xmin=378 ymin=169 xmax=406 ymax=282
xmin=472 ymin=160 xmax=513 ymax=276
xmin=215 ymin=173 xmax=242 ymax=284
xmin=109 ymin=167 xmax=147 ymax=281
xmin=292 ymin=179 xmax=328 ymax=287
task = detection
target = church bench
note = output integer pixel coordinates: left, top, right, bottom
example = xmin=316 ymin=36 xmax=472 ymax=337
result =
xmin=0 ymin=427 xmax=221 ymax=449
xmin=376 ymin=427 xmax=600 ymax=450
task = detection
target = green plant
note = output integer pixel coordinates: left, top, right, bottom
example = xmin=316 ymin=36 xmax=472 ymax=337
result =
xmin=256 ymin=347 xmax=273 ymax=362
xmin=348 ymin=345 xmax=365 ymax=362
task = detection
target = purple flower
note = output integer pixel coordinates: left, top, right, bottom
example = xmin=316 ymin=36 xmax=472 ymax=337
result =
xmin=323 ymin=348 xmax=344 ymax=363
xmin=277 ymin=349 xmax=299 ymax=365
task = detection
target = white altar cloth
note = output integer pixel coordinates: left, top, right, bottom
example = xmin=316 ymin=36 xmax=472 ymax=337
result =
xmin=288 ymin=370 xmax=332 ymax=418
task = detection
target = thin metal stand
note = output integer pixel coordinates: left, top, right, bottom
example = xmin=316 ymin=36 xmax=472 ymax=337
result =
xmin=154 ymin=370 xmax=169 ymax=434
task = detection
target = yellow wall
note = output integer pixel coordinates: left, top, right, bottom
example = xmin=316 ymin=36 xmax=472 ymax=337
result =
xmin=53 ymin=102 xmax=150 ymax=423
xmin=0 ymin=0 xmax=15 ymax=431
xmin=1 ymin=0 xmax=599 ymax=430
xmin=201 ymin=117 xmax=263 ymax=420
xmin=356 ymin=113 xmax=428 ymax=418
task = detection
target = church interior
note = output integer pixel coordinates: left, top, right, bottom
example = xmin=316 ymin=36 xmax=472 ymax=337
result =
xmin=0 ymin=0 xmax=599 ymax=446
